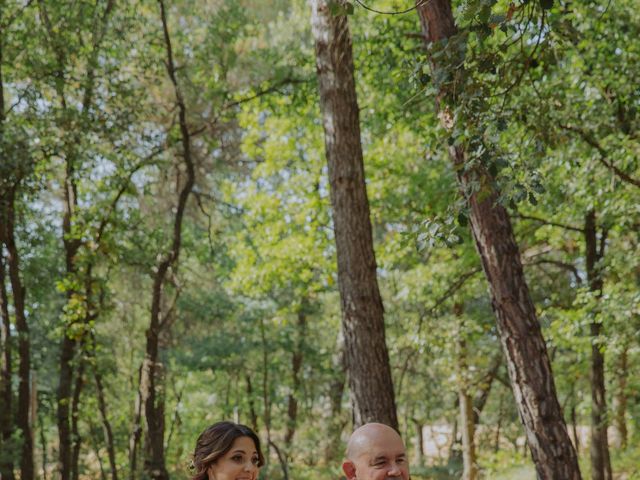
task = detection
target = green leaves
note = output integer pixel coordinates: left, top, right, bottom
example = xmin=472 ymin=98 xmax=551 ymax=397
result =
xmin=328 ymin=0 xmax=355 ymax=16
xmin=540 ymin=0 xmax=554 ymax=10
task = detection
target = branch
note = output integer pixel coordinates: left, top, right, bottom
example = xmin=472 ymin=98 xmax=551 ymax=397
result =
xmin=560 ymin=124 xmax=640 ymax=188
xmin=514 ymin=213 xmax=584 ymax=233
xmin=417 ymin=268 xmax=482 ymax=332
xmin=524 ymin=258 xmax=582 ymax=285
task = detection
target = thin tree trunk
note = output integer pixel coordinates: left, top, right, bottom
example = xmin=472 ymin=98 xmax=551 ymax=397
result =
xmin=57 ymin=156 xmax=80 ymax=480
xmin=1 ymin=186 xmax=34 ymax=480
xmin=412 ymin=419 xmax=424 ymax=467
xmin=0 ymin=252 xmax=16 ymax=480
xmin=285 ymin=308 xmax=306 ymax=448
xmin=324 ymin=330 xmax=346 ymax=464
xmin=494 ymin=391 xmax=503 ymax=453
xmin=584 ymin=210 xmax=612 ymax=480
xmin=38 ymin=403 xmax=48 ymax=480
xmin=93 ymin=358 xmax=119 ymax=480
xmin=310 ymin=0 xmax=397 ymax=429
xmin=245 ymin=374 xmax=259 ymax=432
xmin=571 ymin=406 xmax=580 ymax=452
xmin=455 ymin=307 xmax=478 ymax=480
xmin=0 ymin=31 xmax=16 ymax=479
xmin=472 ymin=352 xmax=501 ymax=426
xmin=70 ymin=357 xmax=86 ymax=480
xmin=128 ymin=365 xmax=143 ymax=480
xmin=613 ymin=346 xmax=628 ymax=449
xmin=269 ymin=440 xmax=289 ymax=480
xmin=137 ymin=3 xmax=196 ymax=479
xmin=415 ymin=2 xmax=581 ymax=478
xmin=260 ymin=317 xmax=271 ymax=479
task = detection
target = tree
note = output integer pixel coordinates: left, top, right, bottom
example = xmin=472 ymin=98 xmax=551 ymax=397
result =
xmin=309 ymin=0 xmax=398 ymax=429
xmin=414 ymin=0 xmax=581 ymax=477
xmin=135 ymin=2 xmax=196 ymax=478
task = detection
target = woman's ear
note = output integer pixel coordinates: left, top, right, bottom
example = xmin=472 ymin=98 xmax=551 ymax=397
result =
xmin=342 ymin=460 xmax=356 ymax=480
xmin=206 ymin=465 xmax=216 ymax=480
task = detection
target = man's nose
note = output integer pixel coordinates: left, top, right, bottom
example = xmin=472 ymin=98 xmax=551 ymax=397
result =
xmin=387 ymin=463 xmax=402 ymax=476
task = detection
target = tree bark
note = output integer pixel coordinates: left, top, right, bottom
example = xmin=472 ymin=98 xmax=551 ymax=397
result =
xmin=285 ymin=308 xmax=306 ymax=448
xmin=455 ymin=307 xmax=478 ymax=480
xmin=1 ymin=185 xmax=34 ymax=480
xmin=584 ymin=210 xmax=612 ymax=480
xmin=245 ymin=374 xmax=259 ymax=432
xmin=0 ymin=252 xmax=16 ymax=480
xmin=412 ymin=418 xmax=424 ymax=467
xmin=70 ymin=357 xmax=86 ymax=480
xmin=0 ymin=29 xmax=15 ymax=480
xmin=92 ymin=356 xmax=119 ymax=480
xmin=415 ymin=2 xmax=581 ymax=478
xmin=613 ymin=346 xmax=628 ymax=449
xmin=324 ymin=330 xmax=346 ymax=463
xmin=138 ymin=4 xmax=196 ymax=479
xmin=310 ymin=0 xmax=398 ymax=430
xmin=57 ymin=156 xmax=80 ymax=480
xmin=260 ymin=317 xmax=272 ymax=478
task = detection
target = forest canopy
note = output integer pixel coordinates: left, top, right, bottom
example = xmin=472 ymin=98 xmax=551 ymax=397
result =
xmin=0 ymin=0 xmax=638 ymax=479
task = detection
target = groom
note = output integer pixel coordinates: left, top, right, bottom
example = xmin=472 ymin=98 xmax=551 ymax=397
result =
xmin=342 ymin=423 xmax=411 ymax=480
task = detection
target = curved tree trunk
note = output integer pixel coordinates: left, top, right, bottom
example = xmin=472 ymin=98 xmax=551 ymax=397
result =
xmin=138 ymin=3 xmax=196 ymax=479
xmin=415 ymin=2 xmax=581 ymax=478
xmin=310 ymin=0 xmax=398 ymax=430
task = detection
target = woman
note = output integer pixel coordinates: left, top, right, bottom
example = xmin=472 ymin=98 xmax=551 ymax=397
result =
xmin=191 ymin=421 xmax=264 ymax=480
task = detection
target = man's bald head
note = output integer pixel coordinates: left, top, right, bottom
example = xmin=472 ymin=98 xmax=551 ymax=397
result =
xmin=342 ymin=423 xmax=410 ymax=480
xmin=346 ymin=423 xmax=402 ymax=460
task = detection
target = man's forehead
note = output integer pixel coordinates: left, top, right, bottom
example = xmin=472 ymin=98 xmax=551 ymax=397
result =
xmin=346 ymin=423 xmax=406 ymax=460
xmin=367 ymin=444 xmax=406 ymax=459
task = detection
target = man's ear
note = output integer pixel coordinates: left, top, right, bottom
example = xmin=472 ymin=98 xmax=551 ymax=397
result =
xmin=342 ymin=460 xmax=356 ymax=480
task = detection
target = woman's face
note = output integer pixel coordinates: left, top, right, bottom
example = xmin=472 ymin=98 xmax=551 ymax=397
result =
xmin=207 ymin=436 xmax=260 ymax=480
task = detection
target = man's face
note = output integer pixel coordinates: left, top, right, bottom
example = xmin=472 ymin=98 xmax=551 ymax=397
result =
xmin=342 ymin=427 xmax=410 ymax=480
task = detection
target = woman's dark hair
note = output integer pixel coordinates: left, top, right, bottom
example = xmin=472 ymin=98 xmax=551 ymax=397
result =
xmin=191 ymin=421 xmax=264 ymax=480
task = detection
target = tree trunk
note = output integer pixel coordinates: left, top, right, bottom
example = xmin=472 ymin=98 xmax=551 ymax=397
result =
xmin=412 ymin=419 xmax=424 ymax=467
xmin=310 ymin=0 xmax=398 ymax=429
xmin=324 ymin=330 xmax=346 ymax=464
xmin=138 ymin=5 xmax=196 ymax=479
xmin=260 ymin=317 xmax=272 ymax=479
xmin=415 ymin=2 xmax=581 ymax=478
xmin=285 ymin=308 xmax=306 ymax=448
xmin=1 ymin=186 xmax=34 ymax=480
xmin=57 ymin=155 xmax=80 ymax=480
xmin=0 ymin=252 xmax=16 ymax=480
xmin=472 ymin=352 xmax=501 ymax=426
xmin=584 ymin=210 xmax=612 ymax=480
xmin=494 ymin=391 xmax=503 ymax=453
xmin=93 ymin=358 xmax=118 ymax=480
xmin=0 ymin=33 xmax=16 ymax=480
xmin=613 ymin=346 xmax=628 ymax=450
xmin=455 ymin=308 xmax=478 ymax=480
xmin=70 ymin=357 xmax=86 ymax=480
xmin=128 ymin=365 xmax=143 ymax=480
xmin=245 ymin=374 xmax=259 ymax=432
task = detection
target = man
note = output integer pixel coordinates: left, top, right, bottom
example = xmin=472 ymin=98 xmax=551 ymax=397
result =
xmin=342 ymin=423 xmax=411 ymax=480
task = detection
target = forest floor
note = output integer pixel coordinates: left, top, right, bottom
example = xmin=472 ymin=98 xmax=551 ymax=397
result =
xmin=492 ymin=465 xmax=536 ymax=479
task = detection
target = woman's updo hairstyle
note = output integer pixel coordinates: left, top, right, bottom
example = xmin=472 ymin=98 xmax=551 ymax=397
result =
xmin=191 ymin=421 xmax=264 ymax=480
